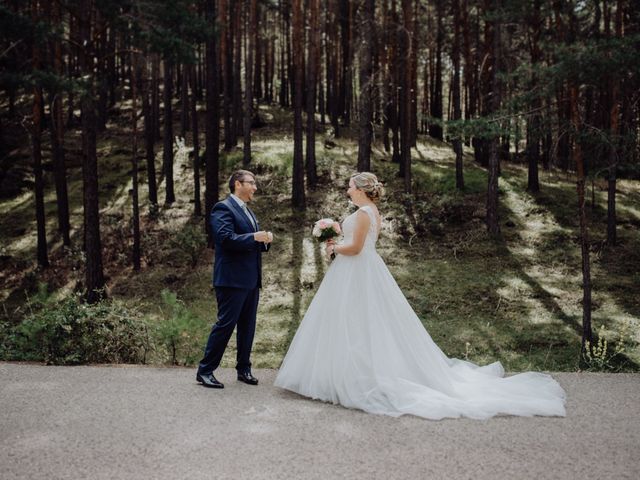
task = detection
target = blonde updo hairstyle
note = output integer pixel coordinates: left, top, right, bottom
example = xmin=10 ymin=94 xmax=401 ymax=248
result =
xmin=351 ymin=172 xmax=385 ymax=203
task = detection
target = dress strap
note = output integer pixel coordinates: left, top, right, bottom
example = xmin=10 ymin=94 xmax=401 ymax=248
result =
xmin=358 ymin=206 xmax=379 ymax=236
xmin=358 ymin=205 xmax=373 ymax=218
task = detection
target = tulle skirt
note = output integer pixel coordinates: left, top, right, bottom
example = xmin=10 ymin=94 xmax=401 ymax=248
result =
xmin=274 ymin=249 xmax=566 ymax=420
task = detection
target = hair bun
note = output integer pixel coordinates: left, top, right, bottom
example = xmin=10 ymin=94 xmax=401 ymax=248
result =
xmin=351 ymin=172 xmax=385 ymax=202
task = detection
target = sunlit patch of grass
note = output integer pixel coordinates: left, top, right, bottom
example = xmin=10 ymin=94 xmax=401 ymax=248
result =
xmin=218 ymin=149 xmax=245 ymax=172
xmin=0 ymin=191 xmax=33 ymax=217
xmin=411 ymin=144 xmax=487 ymax=196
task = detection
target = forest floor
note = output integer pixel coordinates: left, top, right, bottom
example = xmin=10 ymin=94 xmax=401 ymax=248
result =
xmin=1 ymin=101 xmax=639 ymax=372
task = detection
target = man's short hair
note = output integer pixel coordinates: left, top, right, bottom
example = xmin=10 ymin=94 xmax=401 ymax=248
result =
xmin=228 ymin=170 xmax=255 ymax=193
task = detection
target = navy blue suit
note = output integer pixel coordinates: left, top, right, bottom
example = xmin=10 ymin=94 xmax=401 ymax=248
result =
xmin=197 ymin=196 xmax=269 ymax=375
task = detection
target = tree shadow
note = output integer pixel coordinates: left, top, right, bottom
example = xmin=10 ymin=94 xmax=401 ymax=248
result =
xmin=399 ymin=243 xmax=581 ymax=371
xmin=501 ymin=170 xmax=640 ymax=329
xmin=496 ymin=177 xmax=639 ymax=369
xmin=285 ymin=227 xmax=304 ymax=351
xmin=2 ymin=150 xmax=152 ymax=253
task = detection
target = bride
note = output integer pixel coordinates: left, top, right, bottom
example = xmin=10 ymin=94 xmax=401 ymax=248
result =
xmin=274 ymin=172 xmax=566 ymax=420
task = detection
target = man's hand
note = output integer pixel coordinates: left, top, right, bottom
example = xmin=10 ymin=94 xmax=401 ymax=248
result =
xmin=254 ymin=231 xmax=274 ymax=243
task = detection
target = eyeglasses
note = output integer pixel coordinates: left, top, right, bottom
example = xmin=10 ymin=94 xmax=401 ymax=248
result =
xmin=239 ymin=180 xmax=257 ymax=186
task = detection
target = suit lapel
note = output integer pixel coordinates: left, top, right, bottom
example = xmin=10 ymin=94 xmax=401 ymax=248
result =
xmin=227 ymin=196 xmax=256 ymax=232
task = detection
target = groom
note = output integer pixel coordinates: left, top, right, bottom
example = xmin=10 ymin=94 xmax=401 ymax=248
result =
xmin=196 ymin=170 xmax=273 ymax=389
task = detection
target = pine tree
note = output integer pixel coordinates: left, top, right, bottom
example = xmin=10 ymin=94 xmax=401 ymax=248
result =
xmin=357 ymin=0 xmax=375 ymax=172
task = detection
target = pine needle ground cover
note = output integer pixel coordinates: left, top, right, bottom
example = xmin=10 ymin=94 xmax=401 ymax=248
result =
xmin=1 ymin=106 xmax=638 ymax=371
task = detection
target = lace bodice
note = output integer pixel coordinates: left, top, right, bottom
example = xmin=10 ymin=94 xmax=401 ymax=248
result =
xmin=341 ymin=205 xmax=379 ymax=251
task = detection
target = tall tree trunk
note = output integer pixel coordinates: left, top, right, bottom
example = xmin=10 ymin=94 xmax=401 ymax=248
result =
xmin=67 ymin=13 xmax=78 ymax=128
xmin=397 ymin=0 xmax=406 ymax=175
xmin=142 ymin=59 xmax=158 ymax=206
xmin=254 ymin=6 xmax=262 ymax=101
xmin=429 ymin=0 xmax=444 ymax=140
xmin=197 ymin=44 xmax=204 ymax=96
xmin=131 ymin=54 xmax=141 ymax=271
xmin=462 ymin=0 xmax=474 ymax=147
xmin=339 ymin=0 xmax=352 ymax=126
xmin=553 ymin=1 xmax=570 ymax=171
xmin=291 ymin=0 xmax=306 ymax=209
xmin=107 ymin=24 xmax=117 ymax=106
xmin=476 ymin=0 xmax=493 ymax=167
xmin=542 ymin=95 xmax=552 ymax=170
xmin=151 ymin=54 xmax=161 ymax=141
xmin=233 ymin=3 xmax=243 ymax=141
xmin=306 ymin=0 xmax=320 ymax=187
xmin=555 ymin=91 xmax=568 ymax=170
xmin=96 ymin=13 xmax=108 ymax=132
xmin=526 ymin=0 xmax=542 ymax=193
xmin=319 ymin=5 xmax=326 ymax=126
xmin=180 ymin=63 xmax=189 ymax=139
xmin=31 ymin=0 xmax=48 ymax=268
xmin=372 ymin=19 xmax=381 ymax=129
xmin=410 ymin=0 xmax=418 ymax=146
xmin=279 ymin=0 xmax=289 ymax=107
xmin=381 ymin=0 xmax=391 ymax=152
xmin=570 ymin=83 xmax=593 ymax=350
xmin=268 ymin=24 xmax=276 ymax=103
xmin=357 ymin=0 xmax=375 ymax=172
xmin=452 ymin=0 xmax=464 ymax=190
xmin=526 ymin=117 xmax=541 ymax=192
xmin=486 ymin=0 xmax=501 ymax=236
xmin=205 ymin=0 xmax=220 ymax=245
xmin=263 ymin=22 xmax=269 ymax=102
xmin=244 ymin=0 xmax=256 ymax=166
xmin=607 ymin=0 xmax=623 ymax=246
xmin=400 ymin=0 xmax=412 ymax=192
xmin=220 ymin=0 xmax=233 ymax=150
xmin=391 ymin=1 xmax=401 ymax=164
xmin=51 ymin=0 xmax=71 ymax=246
xmin=190 ymin=64 xmax=201 ymax=217
xmin=420 ymin=47 xmax=429 ymax=135
xmin=286 ymin=0 xmax=295 ymax=110
xmin=607 ymin=138 xmax=618 ymax=246
xmin=163 ymin=60 xmax=175 ymax=204
xmin=327 ymin=0 xmax=340 ymax=136
xmin=79 ymin=0 xmax=105 ymax=303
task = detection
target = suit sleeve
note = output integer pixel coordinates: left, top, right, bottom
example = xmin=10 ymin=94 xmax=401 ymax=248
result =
xmin=211 ymin=203 xmax=258 ymax=251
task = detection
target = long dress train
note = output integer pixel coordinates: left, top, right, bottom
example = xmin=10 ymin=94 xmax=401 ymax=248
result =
xmin=274 ymin=206 xmax=566 ymax=420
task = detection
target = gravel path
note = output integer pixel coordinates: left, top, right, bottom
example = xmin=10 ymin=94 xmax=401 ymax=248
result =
xmin=1 ymin=364 xmax=638 ymax=479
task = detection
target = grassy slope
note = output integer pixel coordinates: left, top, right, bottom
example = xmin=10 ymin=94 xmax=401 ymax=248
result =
xmin=1 ymin=103 xmax=638 ymax=371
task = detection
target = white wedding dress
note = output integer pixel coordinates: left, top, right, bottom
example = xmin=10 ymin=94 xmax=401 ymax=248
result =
xmin=274 ymin=206 xmax=567 ymax=420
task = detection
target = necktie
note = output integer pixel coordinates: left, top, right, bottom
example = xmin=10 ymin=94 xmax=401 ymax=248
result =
xmin=242 ymin=204 xmax=257 ymax=230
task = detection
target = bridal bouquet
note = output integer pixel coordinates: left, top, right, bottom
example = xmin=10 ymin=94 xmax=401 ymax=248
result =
xmin=312 ymin=218 xmax=341 ymax=242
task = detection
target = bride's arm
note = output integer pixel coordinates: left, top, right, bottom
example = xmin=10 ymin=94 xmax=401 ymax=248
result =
xmin=331 ymin=211 xmax=370 ymax=256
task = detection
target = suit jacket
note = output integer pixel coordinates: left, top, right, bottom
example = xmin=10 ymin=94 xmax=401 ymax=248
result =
xmin=210 ymin=196 xmax=269 ymax=289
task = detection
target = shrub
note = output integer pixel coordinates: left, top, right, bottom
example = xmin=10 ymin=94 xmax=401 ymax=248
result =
xmin=155 ymin=290 xmax=207 ymax=366
xmin=170 ymin=223 xmax=207 ymax=267
xmin=3 ymin=291 xmax=149 ymax=365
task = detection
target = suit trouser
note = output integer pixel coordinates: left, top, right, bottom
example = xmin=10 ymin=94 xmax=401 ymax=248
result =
xmin=198 ymin=286 xmax=259 ymax=375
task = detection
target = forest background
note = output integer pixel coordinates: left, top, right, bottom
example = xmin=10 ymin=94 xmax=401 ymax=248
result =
xmin=0 ymin=0 xmax=638 ymax=372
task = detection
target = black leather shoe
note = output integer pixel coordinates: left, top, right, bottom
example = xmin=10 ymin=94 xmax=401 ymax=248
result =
xmin=237 ymin=371 xmax=259 ymax=385
xmin=196 ymin=372 xmax=224 ymax=389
